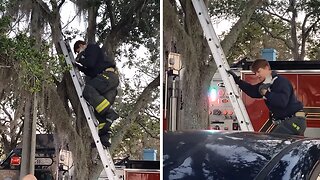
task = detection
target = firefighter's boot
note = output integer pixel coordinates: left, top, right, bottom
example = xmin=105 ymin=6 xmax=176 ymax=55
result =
xmin=100 ymin=109 xmax=119 ymax=132
xmin=106 ymin=109 xmax=119 ymax=122
xmin=97 ymin=123 xmax=112 ymax=147
xmin=100 ymin=132 xmax=111 ymax=147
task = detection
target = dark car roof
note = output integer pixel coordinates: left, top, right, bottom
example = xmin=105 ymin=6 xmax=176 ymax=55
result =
xmin=163 ymin=131 xmax=320 ymax=180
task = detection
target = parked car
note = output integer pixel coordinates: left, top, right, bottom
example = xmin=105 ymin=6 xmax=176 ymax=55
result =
xmin=163 ymin=131 xmax=320 ymax=180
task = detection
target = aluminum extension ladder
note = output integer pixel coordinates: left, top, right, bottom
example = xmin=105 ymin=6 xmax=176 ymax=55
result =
xmin=191 ymin=0 xmax=254 ymax=131
xmin=59 ymin=39 xmax=120 ymax=180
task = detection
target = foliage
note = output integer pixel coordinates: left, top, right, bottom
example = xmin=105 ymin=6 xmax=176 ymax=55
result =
xmin=208 ymin=0 xmax=248 ymax=19
xmin=112 ymin=46 xmax=160 ymax=158
xmin=0 ymin=1 xmax=160 ymax=178
xmin=0 ymin=33 xmax=66 ymax=92
xmin=207 ymin=0 xmax=320 ymax=61
xmin=93 ymin=0 xmax=160 ymax=158
xmin=227 ymin=14 xmax=292 ymax=61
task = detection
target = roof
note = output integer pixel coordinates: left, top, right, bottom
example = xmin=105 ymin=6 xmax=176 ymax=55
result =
xmin=231 ymin=58 xmax=320 ymax=70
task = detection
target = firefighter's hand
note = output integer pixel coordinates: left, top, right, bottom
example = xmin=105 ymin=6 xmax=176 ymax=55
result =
xmin=75 ymin=51 xmax=85 ymax=62
xmin=74 ymin=62 xmax=81 ymax=68
xmin=259 ymin=83 xmax=271 ymax=96
xmin=226 ymin=70 xmax=240 ymax=84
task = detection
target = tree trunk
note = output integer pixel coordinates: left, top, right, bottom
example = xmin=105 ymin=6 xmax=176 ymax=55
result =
xmin=221 ymin=0 xmax=266 ymax=57
xmin=164 ymin=0 xmax=265 ymax=129
xmin=289 ymin=0 xmax=299 ymax=60
xmin=87 ymin=4 xmax=98 ymax=43
xmin=42 ymin=1 xmax=96 ymax=178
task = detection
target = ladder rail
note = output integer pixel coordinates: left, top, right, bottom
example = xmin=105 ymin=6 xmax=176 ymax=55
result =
xmin=191 ymin=0 xmax=254 ymax=131
xmin=59 ymin=40 xmax=119 ymax=180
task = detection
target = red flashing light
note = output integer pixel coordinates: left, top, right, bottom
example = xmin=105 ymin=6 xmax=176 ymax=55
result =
xmin=222 ymin=110 xmax=228 ymax=115
xmin=10 ymin=155 xmax=21 ymax=166
xmin=218 ymin=89 xmax=225 ymax=96
xmin=222 ymin=99 xmax=229 ymax=103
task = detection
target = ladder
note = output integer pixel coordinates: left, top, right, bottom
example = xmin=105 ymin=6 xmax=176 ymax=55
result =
xmin=59 ymin=39 xmax=120 ymax=180
xmin=191 ymin=0 xmax=254 ymax=131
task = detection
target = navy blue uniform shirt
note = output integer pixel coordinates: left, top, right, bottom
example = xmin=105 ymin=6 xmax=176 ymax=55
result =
xmin=237 ymin=71 xmax=303 ymax=119
xmin=77 ymin=43 xmax=116 ymax=77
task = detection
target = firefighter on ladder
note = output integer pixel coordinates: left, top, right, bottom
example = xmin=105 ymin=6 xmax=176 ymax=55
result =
xmin=228 ymin=58 xmax=307 ymax=136
xmin=73 ymin=40 xmax=119 ymax=147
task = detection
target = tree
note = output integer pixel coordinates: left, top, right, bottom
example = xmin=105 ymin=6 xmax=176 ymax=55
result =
xmin=0 ymin=0 xmax=159 ymax=179
xmin=164 ymin=0 xmax=265 ymax=129
xmin=217 ymin=0 xmax=320 ymax=61
xmin=256 ymin=0 xmax=320 ymax=60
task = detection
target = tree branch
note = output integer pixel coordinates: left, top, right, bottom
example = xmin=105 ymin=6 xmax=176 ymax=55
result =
xmin=144 ymin=109 xmax=160 ymax=121
xmin=34 ymin=0 xmax=51 ymax=15
xmin=110 ymin=74 xmax=160 ymax=153
xmin=261 ymin=7 xmax=290 ymax=23
xmin=13 ymin=123 xmax=23 ymax=144
xmin=137 ymin=121 xmax=159 ymax=139
xmin=257 ymin=20 xmax=293 ymax=50
xmin=62 ymin=11 xmax=81 ymax=29
xmin=221 ymin=0 xmax=266 ymax=56
xmin=301 ymin=12 xmax=313 ymax=34
xmin=1 ymin=103 xmax=13 ymax=121
xmin=106 ymin=0 xmax=116 ymax=28
xmin=103 ymin=0 xmax=147 ymax=54
xmin=58 ymin=0 xmax=65 ymax=9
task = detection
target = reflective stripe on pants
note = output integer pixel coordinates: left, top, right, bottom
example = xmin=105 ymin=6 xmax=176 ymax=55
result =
xmin=271 ymin=116 xmax=306 ymax=136
xmin=95 ymin=99 xmax=110 ymax=113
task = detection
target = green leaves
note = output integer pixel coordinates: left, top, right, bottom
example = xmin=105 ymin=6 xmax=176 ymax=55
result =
xmin=0 ymin=33 xmax=65 ymax=92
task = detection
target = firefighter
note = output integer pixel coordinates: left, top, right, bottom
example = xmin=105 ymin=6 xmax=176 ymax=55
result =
xmin=73 ymin=40 xmax=119 ymax=147
xmin=228 ymin=58 xmax=306 ymax=136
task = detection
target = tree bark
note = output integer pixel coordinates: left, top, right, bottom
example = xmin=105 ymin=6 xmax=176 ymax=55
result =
xmin=87 ymin=3 xmax=99 ymax=43
xmin=221 ymin=0 xmax=266 ymax=57
xmin=289 ymin=0 xmax=299 ymax=60
xmin=110 ymin=75 xmax=160 ymax=153
xmin=164 ymin=0 xmax=265 ymax=129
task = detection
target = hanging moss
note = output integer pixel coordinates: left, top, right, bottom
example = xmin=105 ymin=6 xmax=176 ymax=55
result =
xmin=0 ymin=33 xmax=67 ymax=93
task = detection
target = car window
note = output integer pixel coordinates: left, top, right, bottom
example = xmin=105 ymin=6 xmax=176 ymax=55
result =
xmin=309 ymin=161 xmax=320 ymax=180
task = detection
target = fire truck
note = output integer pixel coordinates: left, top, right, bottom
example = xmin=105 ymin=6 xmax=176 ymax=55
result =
xmin=208 ymin=58 xmax=320 ymax=137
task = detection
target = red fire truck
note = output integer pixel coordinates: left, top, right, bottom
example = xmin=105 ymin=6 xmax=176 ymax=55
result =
xmin=208 ymin=59 xmax=320 ymax=137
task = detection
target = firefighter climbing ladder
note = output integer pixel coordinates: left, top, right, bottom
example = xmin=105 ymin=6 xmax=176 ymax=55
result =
xmin=191 ymin=0 xmax=254 ymax=131
xmin=59 ymin=39 xmax=120 ymax=180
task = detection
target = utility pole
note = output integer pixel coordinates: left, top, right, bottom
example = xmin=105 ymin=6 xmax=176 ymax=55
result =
xmin=20 ymin=95 xmax=32 ymax=178
xmin=166 ymin=52 xmax=182 ymax=131
xmin=30 ymin=92 xmax=37 ymax=173
xmin=20 ymin=90 xmax=37 ymax=178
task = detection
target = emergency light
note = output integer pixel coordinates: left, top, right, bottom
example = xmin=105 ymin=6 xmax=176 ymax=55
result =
xmin=10 ymin=155 xmax=21 ymax=166
xmin=209 ymin=86 xmax=218 ymax=102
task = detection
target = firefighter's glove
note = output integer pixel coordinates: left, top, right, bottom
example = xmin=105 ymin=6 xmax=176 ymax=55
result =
xmin=259 ymin=83 xmax=271 ymax=96
xmin=74 ymin=62 xmax=82 ymax=69
xmin=75 ymin=51 xmax=85 ymax=62
xmin=227 ymin=70 xmax=240 ymax=84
